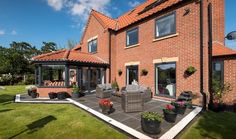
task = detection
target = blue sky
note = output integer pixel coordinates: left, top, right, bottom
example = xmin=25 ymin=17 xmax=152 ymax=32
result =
xmin=0 ymin=0 xmax=235 ymax=50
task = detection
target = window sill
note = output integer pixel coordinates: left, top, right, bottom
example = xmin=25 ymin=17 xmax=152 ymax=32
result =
xmin=153 ymin=33 xmax=179 ymax=42
xmin=89 ymin=52 xmax=97 ymax=54
xmin=124 ymin=44 xmax=140 ymax=49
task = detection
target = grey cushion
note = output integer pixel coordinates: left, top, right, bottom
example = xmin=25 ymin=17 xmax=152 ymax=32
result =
xmin=126 ymin=85 xmax=139 ymax=92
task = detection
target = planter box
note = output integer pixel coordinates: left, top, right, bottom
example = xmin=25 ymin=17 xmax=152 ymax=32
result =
xmin=141 ymin=117 xmax=161 ymax=134
xmin=163 ymin=110 xmax=177 ymax=123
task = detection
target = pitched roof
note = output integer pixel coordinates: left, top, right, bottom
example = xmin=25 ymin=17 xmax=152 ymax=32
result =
xmin=91 ymin=10 xmax=117 ymax=30
xmin=117 ymin=0 xmax=182 ymax=30
xmin=91 ymin=0 xmax=183 ymax=31
xmin=213 ymin=42 xmax=236 ymax=57
xmin=32 ymin=49 xmax=108 ymax=65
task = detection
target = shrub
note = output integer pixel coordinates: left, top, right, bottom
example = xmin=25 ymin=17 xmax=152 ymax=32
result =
xmin=141 ymin=69 xmax=148 ymax=76
xmin=112 ymin=80 xmax=119 ymax=91
xmin=118 ymin=69 xmax=122 ymax=76
xmin=72 ymin=85 xmax=80 ymax=93
xmin=141 ymin=112 xmax=163 ymax=122
xmin=185 ymin=66 xmax=197 ymax=75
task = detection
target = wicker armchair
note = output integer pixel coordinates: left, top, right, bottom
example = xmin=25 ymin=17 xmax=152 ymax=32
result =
xmin=96 ymin=84 xmax=113 ymax=98
xmin=121 ymin=92 xmax=144 ymax=112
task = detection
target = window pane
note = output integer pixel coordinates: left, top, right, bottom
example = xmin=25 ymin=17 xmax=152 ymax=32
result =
xmin=88 ymin=39 xmax=97 ymax=53
xmin=212 ymin=61 xmax=224 ymax=92
xmin=127 ymin=28 xmax=138 ymax=46
xmin=156 ymin=14 xmax=175 ymax=37
xmin=156 ymin=63 xmax=176 ymax=97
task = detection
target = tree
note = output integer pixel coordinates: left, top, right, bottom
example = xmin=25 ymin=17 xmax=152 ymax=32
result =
xmin=41 ymin=42 xmax=57 ymax=53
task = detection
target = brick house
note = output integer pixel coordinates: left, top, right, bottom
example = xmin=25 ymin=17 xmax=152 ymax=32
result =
xmin=32 ymin=0 xmax=236 ymax=107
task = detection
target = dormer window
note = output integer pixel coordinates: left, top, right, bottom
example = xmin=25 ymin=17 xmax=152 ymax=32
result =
xmin=88 ymin=39 xmax=97 ymax=53
xmin=126 ymin=27 xmax=139 ymax=47
xmin=155 ymin=12 xmax=176 ymax=38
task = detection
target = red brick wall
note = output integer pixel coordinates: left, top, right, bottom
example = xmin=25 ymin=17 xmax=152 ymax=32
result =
xmin=211 ymin=0 xmax=225 ymax=44
xmin=213 ymin=56 xmax=236 ymax=105
xmin=80 ymin=15 xmax=109 ymax=61
xmin=112 ymin=2 xmax=207 ymax=104
xmin=79 ymin=15 xmax=110 ymax=82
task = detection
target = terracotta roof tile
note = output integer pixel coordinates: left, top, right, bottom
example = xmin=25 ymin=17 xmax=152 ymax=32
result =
xmin=92 ymin=10 xmax=117 ymax=30
xmin=32 ymin=49 xmax=108 ymax=65
xmin=213 ymin=42 xmax=236 ymax=56
xmin=90 ymin=0 xmax=182 ymax=30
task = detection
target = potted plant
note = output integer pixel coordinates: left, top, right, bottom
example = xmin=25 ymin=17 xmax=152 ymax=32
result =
xmin=57 ymin=92 xmax=66 ymax=100
xmin=171 ymin=101 xmax=186 ymax=115
xmin=118 ymin=69 xmax=122 ymax=76
xmin=141 ymin=112 xmax=163 ymax=134
xmin=141 ymin=69 xmax=148 ymax=76
xmin=163 ymin=104 xmax=177 ymax=123
xmin=72 ymin=85 xmax=81 ymax=98
xmin=112 ymin=80 xmax=119 ymax=91
xmin=48 ymin=92 xmax=56 ymax=99
xmin=26 ymin=85 xmax=37 ymax=96
xmin=209 ymin=82 xmax=231 ymax=112
xmin=185 ymin=66 xmax=197 ymax=75
xmin=99 ymin=99 xmax=113 ymax=114
xmin=31 ymin=88 xmax=38 ymax=98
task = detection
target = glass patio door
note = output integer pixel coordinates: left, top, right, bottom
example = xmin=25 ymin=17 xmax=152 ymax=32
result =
xmin=155 ymin=62 xmax=176 ymax=97
xmin=126 ymin=65 xmax=138 ymax=85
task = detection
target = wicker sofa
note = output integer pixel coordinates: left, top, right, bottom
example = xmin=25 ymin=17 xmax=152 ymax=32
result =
xmin=121 ymin=85 xmax=152 ymax=102
xmin=111 ymin=85 xmax=152 ymax=103
xmin=96 ymin=84 xmax=114 ymax=98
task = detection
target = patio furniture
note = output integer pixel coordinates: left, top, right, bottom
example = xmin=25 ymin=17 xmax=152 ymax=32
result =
xmin=121 ymin=91 xmax=144 ymax=112
xmin=96 ymin=84 xmax=114 ymax=98
xmin=121 ymin=85 xmax=152 ymax=102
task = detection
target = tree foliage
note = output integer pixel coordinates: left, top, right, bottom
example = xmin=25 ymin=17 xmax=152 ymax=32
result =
xmin=0 ymin=41 xmax=58 ymax=85
xmin=41 ymin=42 xmax=57 ymax=53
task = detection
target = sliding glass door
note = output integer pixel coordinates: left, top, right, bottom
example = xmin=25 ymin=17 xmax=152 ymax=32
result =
xmin=155 ymin=62 xmax=176 ymax=97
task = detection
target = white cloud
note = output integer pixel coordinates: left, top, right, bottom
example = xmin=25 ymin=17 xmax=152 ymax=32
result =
xmin=47 ymin=0 xmax=67 ymax=11
xmin=70 ymin=0 xmax=111 ymax=18
xmin=128 ymin=1 xmax=140 ymax=8
xmin=0 ymin=30 xmax=5 ymax=35
xmin=11 ymin=30 xmax=17 ymax=35
xmin=46 ymin=0 xmax=112 ymax=28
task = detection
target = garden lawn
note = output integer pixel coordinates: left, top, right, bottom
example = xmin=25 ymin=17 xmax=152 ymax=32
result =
xmin=0 ymin=85 xmax=128 ymax=139
xmin=180 ymin=111 xmax=236 ymax=139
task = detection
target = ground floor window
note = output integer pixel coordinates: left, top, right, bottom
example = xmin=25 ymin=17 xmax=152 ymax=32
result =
xmin=126 ymin=65 xmax=139 ymax=85
xmin=155 ymin=62 xmax=176 ymax=97
xmin=42 ymin=65 xmax=65 ymax=86
xmin=212 ymin=61 xmax=224 ymax=92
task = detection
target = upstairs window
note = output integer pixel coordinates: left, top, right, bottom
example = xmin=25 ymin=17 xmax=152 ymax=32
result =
xmin=155 ymin=12 xmax=176 ymax=38
xmin=88 ymin=39 xmax=97 ymax=53
xmin=126 ymin=27 xmax=138 ymax=47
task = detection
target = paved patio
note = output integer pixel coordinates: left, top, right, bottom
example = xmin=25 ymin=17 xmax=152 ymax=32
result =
xmin=72 ymin=93 xmax=195 ymax=139
xmin=18 ymin=93 xmax=196 ymax=139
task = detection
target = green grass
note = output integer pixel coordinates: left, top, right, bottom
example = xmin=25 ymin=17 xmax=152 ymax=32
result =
xmin=0 ymin=86 xmax=128 ymax=139
xmin=180 ymin=111 xmax=236 ymax=139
